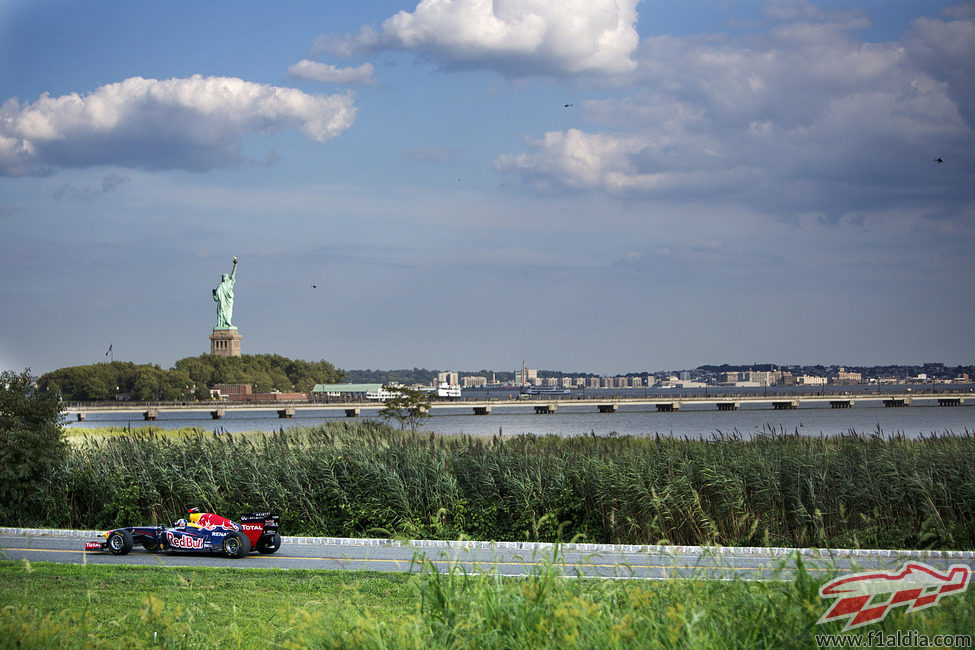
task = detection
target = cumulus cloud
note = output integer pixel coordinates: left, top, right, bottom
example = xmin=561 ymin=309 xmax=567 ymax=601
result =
xmin=0 ymin=75 xmax=357 ymax=175
xmin=288 ymin=60 xmax=376 ymax=84
xmin=903 ymin=13 xmax=975 ymax=126
xmin=496 ymin=9 xmax=975 ymax=216
xmin=318 ymin=0 xmax=641 ymax=76
xmin=495 ymin=128 xmax=747 ymax=196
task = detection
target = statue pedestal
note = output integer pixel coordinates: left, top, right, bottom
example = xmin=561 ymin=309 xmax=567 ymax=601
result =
xmin=209 ymin=328 xmax=242 ymax=357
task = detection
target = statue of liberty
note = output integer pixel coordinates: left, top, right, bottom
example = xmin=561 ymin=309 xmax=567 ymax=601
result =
xmin=212 ymin=257 xmax=238 ymax=329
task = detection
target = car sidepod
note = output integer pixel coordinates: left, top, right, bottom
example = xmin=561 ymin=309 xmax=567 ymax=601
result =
xmin=162 ymin=528 xmax=211 ymax=553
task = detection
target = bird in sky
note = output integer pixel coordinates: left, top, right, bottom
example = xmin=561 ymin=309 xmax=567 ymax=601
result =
xmin=935 ymin=157 xmax=944 ymax=163
xmin=564 ymin=103 xmax=573 ymax=108
xmin=311 ymin=284 xmax=317 ymax=289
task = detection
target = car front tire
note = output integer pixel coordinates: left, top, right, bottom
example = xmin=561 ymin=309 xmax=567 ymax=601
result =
xmin=107 ymin=530 xmax=133 ymax=555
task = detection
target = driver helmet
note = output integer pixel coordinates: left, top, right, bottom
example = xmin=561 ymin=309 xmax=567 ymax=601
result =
xmin=175 ymin=518 xmax=188 ymax=527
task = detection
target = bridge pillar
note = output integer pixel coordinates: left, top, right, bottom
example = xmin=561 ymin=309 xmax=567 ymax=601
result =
xmin=938 ymin=398 xmax=963 ymax=406
xmin=210 ymin=410 xmax=225 ymax=420
xmin=76 ymin=411 xmax=86 ymax=422
xmin=345 ymin=408 xmax=360 ymax=417
xmin=656 ymin=402 xmax=680 ymax=412
xmin=883 ymin=398 xmax=911 ymax=407
xmin=473 ymin=406 xmax=492 ymax=415
xmin=716 ymin=402 xmax=739 ymax=411
xmin=143 ymin=408 xmax=158 ymax=421
xmin=598 ymin=404 xmax=618 ymax=413
xmin=534 ymin=404 xmax=557 ymax=414
xmin=829 ymin=400 xmax=853 ymax=408
xmin=277 ymin=407 xmax=295 ymax=418
xmin=772 ymin=400 xmax=798 ymax=410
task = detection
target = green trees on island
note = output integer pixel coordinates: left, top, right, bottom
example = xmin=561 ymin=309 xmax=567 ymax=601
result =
xmin=35 ymin=354 xmax=345 ymax=401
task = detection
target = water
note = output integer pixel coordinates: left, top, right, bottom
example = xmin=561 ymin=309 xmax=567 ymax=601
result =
xmin=65 ymin=400 xmax=975 ymax=439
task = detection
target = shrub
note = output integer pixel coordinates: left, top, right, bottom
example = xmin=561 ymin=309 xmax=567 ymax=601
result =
xmin=0 ymin=369 xmax=68 ymax=525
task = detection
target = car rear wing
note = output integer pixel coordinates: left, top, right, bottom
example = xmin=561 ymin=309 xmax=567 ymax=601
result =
xmin=239 ymin=512 xmax=280 ymax=546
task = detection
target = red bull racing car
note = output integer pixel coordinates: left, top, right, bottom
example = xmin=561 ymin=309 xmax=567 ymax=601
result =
xmin=85 ymin=509 xmax=281 ymax=559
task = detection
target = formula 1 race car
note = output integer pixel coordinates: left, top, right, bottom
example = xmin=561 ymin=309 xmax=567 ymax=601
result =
xmin=85 ymin=510 xmax=281 ymax=559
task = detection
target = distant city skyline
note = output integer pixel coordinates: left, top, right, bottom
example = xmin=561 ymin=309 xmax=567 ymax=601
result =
xmin=2 ymin=1 xmax=973 ymax=377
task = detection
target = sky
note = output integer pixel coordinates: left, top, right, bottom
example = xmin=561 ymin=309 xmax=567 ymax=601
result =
xmin=1 ymin=0 xmax=973 ymax=377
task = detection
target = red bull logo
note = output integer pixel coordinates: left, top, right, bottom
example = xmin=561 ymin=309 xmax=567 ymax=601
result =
xmin=195 ymin=513 xmax=238 ymax=531
xmin=818 ymin=562 xmax=970 ymax=631
xmin=166 ymin=532 xmax=205 ymax=550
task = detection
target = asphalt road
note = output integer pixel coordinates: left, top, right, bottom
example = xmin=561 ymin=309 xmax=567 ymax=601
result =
xmin=3 ymin=529 xmax=973 ymax=581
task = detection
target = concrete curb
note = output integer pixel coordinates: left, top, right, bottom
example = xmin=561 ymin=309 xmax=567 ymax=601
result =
xmin=4 ymin=527 xmax=975 ymax=560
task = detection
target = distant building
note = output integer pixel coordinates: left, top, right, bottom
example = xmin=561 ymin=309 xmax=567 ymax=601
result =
xmin=796 ymin=375 xmax=827 ymax=386
xmin=250 ymin=391 xmax=306 ymax=402
xmin=745 ymin=370 xmax=781 ymax=386
xmin=212 ymin=384 xmax=252 ymax=400
xmin=515 ymin=367 xmax=538 ymax=386
xmin=212 ymin=384 xmax=305 ymax=401
xmin=311 ymin=383 xmax=384 ymax=401
xmin=438 ymin=371 xmax=460 ymax=386
xmin=833 ymin=368 xmax=862 ymax=384
xmin=462 ymin=375 xmax=487 ymax=388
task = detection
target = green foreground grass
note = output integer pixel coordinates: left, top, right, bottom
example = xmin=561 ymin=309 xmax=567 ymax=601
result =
xmin=2 ymin=557 xmax=973 ymax=649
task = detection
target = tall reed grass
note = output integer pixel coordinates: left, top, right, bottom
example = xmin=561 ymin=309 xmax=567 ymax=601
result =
xmin=14 ymin=422 xmax=975 ymax=549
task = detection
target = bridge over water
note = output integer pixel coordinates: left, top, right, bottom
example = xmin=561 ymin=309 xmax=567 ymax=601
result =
xmin=68 ymin=391 xmax=970 ymax=421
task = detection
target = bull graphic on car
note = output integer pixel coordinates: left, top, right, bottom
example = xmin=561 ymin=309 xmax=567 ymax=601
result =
xmin=85 ymin=509 xmax=281 ymax=559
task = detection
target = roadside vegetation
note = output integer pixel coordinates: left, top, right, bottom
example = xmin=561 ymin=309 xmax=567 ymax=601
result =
xmin=7 ymin=419 xmax=974 ymax=550
xmin=2 ymin=553 xmax=973 ymax=649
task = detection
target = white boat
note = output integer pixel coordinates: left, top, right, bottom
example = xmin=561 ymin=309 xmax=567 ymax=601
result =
xmin=436 ymin=382 xmax=462 ymax=398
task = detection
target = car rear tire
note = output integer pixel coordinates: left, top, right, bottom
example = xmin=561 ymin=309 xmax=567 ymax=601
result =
xmin=222 ymin=531 xmax=251 ymax=558
xmin=107 ymin=530 xmax=133 ymax=555
xmin=257 ymin=532 xmax=282 ymax=554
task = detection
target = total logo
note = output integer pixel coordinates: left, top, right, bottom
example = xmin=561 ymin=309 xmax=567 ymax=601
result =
xmin=166 ymin=532 xmax=205 ymax=550
xmin=242 ymin=524 xmax=263 ymax=532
